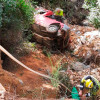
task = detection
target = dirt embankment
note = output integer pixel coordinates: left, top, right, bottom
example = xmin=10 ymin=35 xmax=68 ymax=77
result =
xmin=0 ymin=43 xmax=77 ymax=99
xmin=0 ymin=22 xmax=99 ymax=100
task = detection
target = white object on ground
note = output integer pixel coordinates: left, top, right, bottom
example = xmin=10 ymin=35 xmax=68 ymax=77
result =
xmin=0 ymin=83 xmax=6 ymax=99
xmin=80 ymin=30 xmax=100 ymax=44
xmin=74 ymin=30 xmax=100 ymax=56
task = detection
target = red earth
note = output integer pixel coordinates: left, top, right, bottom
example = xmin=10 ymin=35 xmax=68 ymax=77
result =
xmin=0 ymin=22 xmax=96 ymax=100
xmin=13 ymin=23 xmax=95 ymax=99
xmin=13 ymin=43 xmax=77 ymax=99
xmin=14 ymin=48 xmax=60 ymax=99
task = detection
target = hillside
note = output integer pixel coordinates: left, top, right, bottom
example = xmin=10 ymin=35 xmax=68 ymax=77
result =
xmin=0 ymin=22 xmax=99 ymax=99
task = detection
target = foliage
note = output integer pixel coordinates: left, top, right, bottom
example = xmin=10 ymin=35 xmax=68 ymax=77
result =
xmin=42 ymin=47 xmax=52 ymax=57
xmin=83 ymin=0 xmax=97 ymax=9
xmin=0 ymin=3 xmax=3 ymax=27
xmin=83 ymin=0 xmax=100 ymax=28
xmin=50 ymin=61 xmax=72 ymax=97
xmin=23 ymin=29 xmax=34 ymax=41
xmin=23 ymin=41 xmax=36 ymax=52
xmin=48 ymin=56 xmax=72 ymax=97
xmin=0 ymin=0 xmax=35 ymax=30
xmin=51 ymin=63 xmax=71 ymax=88
xmin=51 ymin=65 xmax=61 ymax=87
xmin=30 ymin=0 xmax=38 ymax=6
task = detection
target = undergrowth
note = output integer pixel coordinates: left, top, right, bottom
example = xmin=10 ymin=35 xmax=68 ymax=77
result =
xmin=48 ymin=55 xmax=72 ymax=98
xmin=83 ymin=0 xmax=100 ymax=29
xmin=0 ymin=0 xmax=34 ymax=30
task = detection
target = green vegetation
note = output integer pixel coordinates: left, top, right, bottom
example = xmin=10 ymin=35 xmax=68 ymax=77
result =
xmin=48 ymin=56 xmax=72 ymax=97
xmin=42 ymin=47 xmax=52 ymax=57
xmin=51 ymin=63 xmax=71 ymax=88
xmin=83 ymin=0 xmax=100 ymax=28
xmin=0 ymin=0 xmax=35 ymax=56
xmin=51 ymin=66 xmax=61 ymax=87
xmin=0 ymin=0 xmax=34 ymax=30
xmin=23 ymin=41 xmax=37 ymax=52
xmin=51 ymin=63 xmax=72 ymax=97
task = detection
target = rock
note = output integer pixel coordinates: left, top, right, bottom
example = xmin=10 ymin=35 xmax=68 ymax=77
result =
xmin=70 ymin=75 xmax=73 ymax=80
xmin=82 ymin=19 xmax=90 ymax=26
xmin=78 ymin=71 xmax=82 ymax=75
xmin=71 ymin=0 xmax=77 ymax=2
xmin=83 ymin=65 xmax=90 ymax=69
xmin=15 ymin=98 xmax=32 ymax=100
xmin=71 ymin=62 xmax=90 ymax=71
xmin=59 ymin=70 xmax=66 ymax=73
xmin=75 ymin=31 xmax=81 ymax=34
xmin=18 ymin=79 xmax=23 ymax=85
xmin=91 ymin=69 xmax=100 ymax=78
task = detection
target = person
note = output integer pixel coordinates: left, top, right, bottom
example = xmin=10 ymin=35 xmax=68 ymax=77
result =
xmin=79 ymin=75 xmax=100 ymax=100
xmin=54 ymin=8 xmax=65 ymax=23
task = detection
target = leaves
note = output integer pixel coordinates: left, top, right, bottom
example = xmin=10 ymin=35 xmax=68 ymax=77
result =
xmin=0 ymin=3 xmax=3 ymax=27
xmin=83 ymin=0 xmax=100 ymax=29
xmin=0 ymin=0 xmax=35 ymax=30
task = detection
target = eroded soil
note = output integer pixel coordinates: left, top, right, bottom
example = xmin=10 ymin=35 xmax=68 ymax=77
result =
xmin=0 ymin=23 xmax=99 ymax=100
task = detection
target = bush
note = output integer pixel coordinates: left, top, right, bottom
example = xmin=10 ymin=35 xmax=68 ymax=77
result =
xmin=48 ymin=55 xmax=72 ymax=97
xmin=83 ymin=0 xmax=100 ymax=28
xmin=0 ymin=0 xmax=34 ymax=30
xmin=51 ymin=64 xmax=72 ymax=97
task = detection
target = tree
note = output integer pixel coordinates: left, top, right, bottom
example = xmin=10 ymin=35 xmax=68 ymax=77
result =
xmin=0 ymin=0 xmax=34 ymax=30
xmin=0 ymin=0 xmax=35 ymax=54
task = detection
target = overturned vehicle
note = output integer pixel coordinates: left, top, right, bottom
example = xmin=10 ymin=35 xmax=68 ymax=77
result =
xmin=32 ymin=8 xmax=70 ymax=50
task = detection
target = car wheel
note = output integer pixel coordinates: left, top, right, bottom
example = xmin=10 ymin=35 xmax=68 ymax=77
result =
xmin=46 ymin=25 xmax=58 ymax=33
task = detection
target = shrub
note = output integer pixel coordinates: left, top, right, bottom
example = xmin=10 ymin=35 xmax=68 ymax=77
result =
xmin=50 ymin=63 xmax=72 ymax=97
xmin=83 ymin=0 xmax=100 ymax=28
xmin=0 ymin=0 xmax=34 ymax=31
xmin=48 ymin=55 xmax=72 ymax=97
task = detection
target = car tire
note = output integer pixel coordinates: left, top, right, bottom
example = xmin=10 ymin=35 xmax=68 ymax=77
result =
xmin=46 ymin=25 xmax=58 ymax=33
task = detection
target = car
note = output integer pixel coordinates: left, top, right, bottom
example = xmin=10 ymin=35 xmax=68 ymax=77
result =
xmin=32 ymin=8 xmax=70 ymax=51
